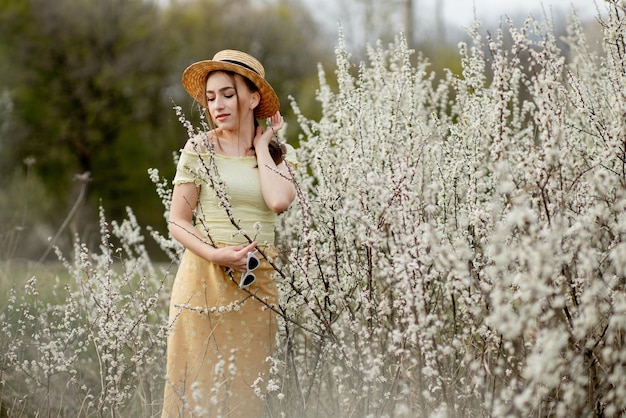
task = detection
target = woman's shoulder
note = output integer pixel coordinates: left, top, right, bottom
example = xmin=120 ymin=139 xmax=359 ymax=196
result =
xmin=182 ymin=130 xmax=218 ymax=153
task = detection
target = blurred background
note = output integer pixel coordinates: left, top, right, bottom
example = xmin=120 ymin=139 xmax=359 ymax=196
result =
xmin=0 ymin=0 xmax=600 ymax=261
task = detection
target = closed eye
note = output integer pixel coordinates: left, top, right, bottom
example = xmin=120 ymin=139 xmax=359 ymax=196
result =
xmin=206 ymin=93 xmax=235 ymax=102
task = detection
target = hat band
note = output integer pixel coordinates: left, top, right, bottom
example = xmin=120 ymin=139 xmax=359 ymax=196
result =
xmin=220 ymin=59 xmax=260 ymax=75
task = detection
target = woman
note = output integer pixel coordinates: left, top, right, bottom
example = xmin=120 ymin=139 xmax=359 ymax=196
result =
xmin=162 ymin=50 xmax=296 ymax=417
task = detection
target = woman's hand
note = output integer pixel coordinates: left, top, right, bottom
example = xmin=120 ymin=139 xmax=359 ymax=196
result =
xmin=253 ymin=111 xmax=283 ymax=149
xmin=211 ymin=242 xmax=258 ymax=272
xmin=267 ymin=111 xmax=284 ymax=132
xmin=169 ymin=183 xmax=258 ymax=270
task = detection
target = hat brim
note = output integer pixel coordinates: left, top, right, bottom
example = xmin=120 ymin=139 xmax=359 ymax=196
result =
xmin=182 ymin=60 xmax=279 ymax=120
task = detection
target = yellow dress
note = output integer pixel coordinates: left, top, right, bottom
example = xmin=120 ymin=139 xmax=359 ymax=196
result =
xmin=162 ymin=146 xmax=294 ymax=417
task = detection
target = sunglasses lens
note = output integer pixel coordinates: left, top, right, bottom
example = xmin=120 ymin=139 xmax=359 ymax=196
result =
xmin=247 ymin=255 xmax=259 ymax=270
xmin=241 ymin=272 xmax=255 ymax=288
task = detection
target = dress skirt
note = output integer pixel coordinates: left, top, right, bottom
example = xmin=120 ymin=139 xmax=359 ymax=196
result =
xmin=162 ymin=247 xmax=279 ymax=417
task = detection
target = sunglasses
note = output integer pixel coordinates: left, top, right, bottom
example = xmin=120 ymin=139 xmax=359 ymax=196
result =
xmin=239 ymin=251 xmax=260 ymax=289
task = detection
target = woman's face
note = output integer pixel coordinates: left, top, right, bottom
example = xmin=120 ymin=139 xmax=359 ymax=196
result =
xmin=205 ymin=71 xmax=258 ymax=129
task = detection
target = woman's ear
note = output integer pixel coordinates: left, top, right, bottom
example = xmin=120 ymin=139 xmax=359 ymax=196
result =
xmin=249 ymin=91 xmax=261 ymax=110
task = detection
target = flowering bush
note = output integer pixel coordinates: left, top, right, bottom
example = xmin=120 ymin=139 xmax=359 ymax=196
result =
xmin=0 ymin=208 xmax=170 ymax=417
xmin=2 ymin=2 xmax=626 ymax=417
xmin=272 ymin=2 xmax=626 ymax=417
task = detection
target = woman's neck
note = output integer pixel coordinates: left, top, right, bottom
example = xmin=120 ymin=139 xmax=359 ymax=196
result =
xmin=215 ymin=126 xmax=255 ymax=157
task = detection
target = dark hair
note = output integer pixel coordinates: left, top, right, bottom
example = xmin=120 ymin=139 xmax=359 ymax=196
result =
xmin=206 ymin=70 xmax=285 ymax=165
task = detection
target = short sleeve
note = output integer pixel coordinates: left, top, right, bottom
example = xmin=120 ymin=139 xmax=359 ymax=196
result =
xmin=284 ymin=143 xmax=299 ymax=168
xmin=173 ymin=149 xmax=204 ymax=186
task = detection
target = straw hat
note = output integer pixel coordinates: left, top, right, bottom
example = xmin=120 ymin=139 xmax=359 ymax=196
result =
xmin=181 ymin=50 xmax=279 ymax=119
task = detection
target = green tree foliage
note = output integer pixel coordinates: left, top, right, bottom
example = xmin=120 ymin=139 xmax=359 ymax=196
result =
xmin=0 ymin=0 xmax=173 ymax=184
xmin=0 ymin=0 xmax=177 ymax=256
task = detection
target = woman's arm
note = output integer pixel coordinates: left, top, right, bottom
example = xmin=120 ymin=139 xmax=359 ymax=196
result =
xmin=168 ymin=182 xmax=256 ymax=272
xmin=253 ymin=112 xmax=296 ymax=213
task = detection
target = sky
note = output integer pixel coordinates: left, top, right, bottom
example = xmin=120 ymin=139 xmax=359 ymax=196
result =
xmin=438 ymin=0 xmax=598 ymax=27
xmin=305 ymin=0 xmax=601 ymax=42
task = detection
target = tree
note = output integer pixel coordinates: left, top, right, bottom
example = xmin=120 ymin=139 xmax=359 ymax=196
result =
xmin=1 ymin=0 xmax=172 ymax=186
xmin=0 ymin=0 xmax=178 ymax=257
